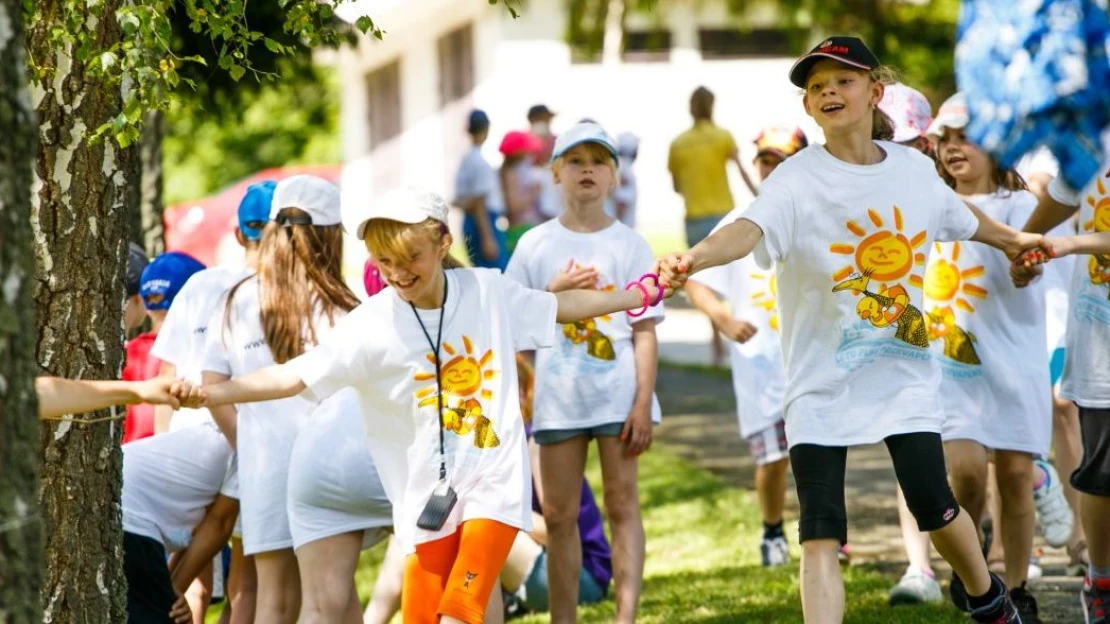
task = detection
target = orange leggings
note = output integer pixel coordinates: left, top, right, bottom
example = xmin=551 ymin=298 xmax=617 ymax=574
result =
xmin=401 ymin=519 xmax=518 ymax=624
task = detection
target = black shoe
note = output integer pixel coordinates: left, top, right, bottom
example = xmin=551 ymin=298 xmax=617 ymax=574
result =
xmin=951 ymin=572 xmax=971 ymax=612
xmin=969 ymin=573 xmax=1022 ymax=623
xmin=1009 ymin=583 xmax=1042 ymax=624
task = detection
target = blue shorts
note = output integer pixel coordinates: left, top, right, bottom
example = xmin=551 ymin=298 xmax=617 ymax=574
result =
xmin=685 ymin=215 xmax=724 ymax=248
xmin=520 ymin=550 xmax=606 ymax=611
xmin=463 ymin=212 xmax=508 ymax=271
xmin=1049 ymin=347 xmax=1066 ymax=387
xmin=533 ymin=422 xmax=625 ymax=446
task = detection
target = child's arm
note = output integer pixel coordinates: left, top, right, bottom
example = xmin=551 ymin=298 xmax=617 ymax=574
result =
xmin=685 ymin=281 xmax=758 ymax=344
xmin=623 ymin=319 xmax=658 ymax=456
xmin=190 ymin=365 xmax=307 ymax=448
xmin=1048 ymin=232 xmax=1110 ymax=257
xmin=656 ymin=219 xmax=764 ymax=288
xmin=1022 ymin=186 xmax=1081 ymax=234
xmin=36 ymin=376 xmax=185 ymax=419
xmin=553 ymin=282 xmax=668 ymax=324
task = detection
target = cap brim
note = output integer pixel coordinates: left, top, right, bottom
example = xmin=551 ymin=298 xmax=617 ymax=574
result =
xmin=755 ymin=148 xmax=790 ymax=161
xmin=353 ymin=208 xmax=428 ymax=239
xmin=551 ymin=139 xmax=618 ymax=163
xmin=925 ymin=114 xmax=969 ymax=139
xmin=789 ymin=53 xmax=874 ymax=88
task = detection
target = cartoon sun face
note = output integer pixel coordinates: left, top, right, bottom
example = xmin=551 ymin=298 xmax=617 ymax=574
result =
xmin=924 ymin=242 xmax=987 ymax=313
xmin=831 ymin=206 xmax=927 ymax=287
xmin=414 ymin=336 xmax=497 ymax=402
xmin=750 ymin=272 xmax=780 ymax=331
xmin=1085 ymin=177 xmax=1110 ymax=234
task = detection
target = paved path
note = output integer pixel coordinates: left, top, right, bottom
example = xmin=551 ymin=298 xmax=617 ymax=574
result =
xmin=653 ymin=303 xmax=1084 ymax=623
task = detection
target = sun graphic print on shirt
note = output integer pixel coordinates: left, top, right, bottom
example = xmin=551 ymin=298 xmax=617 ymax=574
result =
xmin=924 ymin=242 xmax=987 ymax=365
xmin=414 ymin=336 xmax=501 ymax=449
xmin=561 ymin=262 xmax=618 ymax=361
xmin=750 ymin=272 xmax=780 ymax=332
xmin=829 ymin=206 xmax=930 ymax=347
xmin=1083 ymin=176 xmax=1110 ymax=300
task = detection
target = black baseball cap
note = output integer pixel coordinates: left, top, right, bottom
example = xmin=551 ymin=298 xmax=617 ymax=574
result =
xmin=527 ymin=104 xmax=555 ymax=122
xmin=467 ymin=109 xmax=490 ymax=134
xmin=126 ymin=243 xmax=149 ymax=298
xmin=789 ymin=36 xmax=880 ymax=88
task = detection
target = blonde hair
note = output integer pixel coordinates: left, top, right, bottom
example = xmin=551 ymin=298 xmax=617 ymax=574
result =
xmin=225 ymin=208 xmax=360 ymax=364
xmin=551 ymin=142 xmax=621 ymax=189
xmin=362 ymin=217 xmax=463 ymax=269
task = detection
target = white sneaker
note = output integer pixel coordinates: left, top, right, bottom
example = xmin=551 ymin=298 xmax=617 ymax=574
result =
xmin=760 ymin=536 xmax=790 ymax=567
xmin=1033 ymin=459 xmax=1074 ymax=548
xmin=889 ymin=566 xmax=943 ymax=606
xmin=1028 ymin=554 xmax=1044 ymax=581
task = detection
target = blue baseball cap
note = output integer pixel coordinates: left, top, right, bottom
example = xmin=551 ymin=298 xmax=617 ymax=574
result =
xmin=551 ymin=122 xmax=618 ymax=163
xmin=140 ymin=252 xmax=206 ymax=311
xmin=238 ymin=180 xmax=277 ymax=241
xmin=467 ymin=109 xmax=490 ymax=134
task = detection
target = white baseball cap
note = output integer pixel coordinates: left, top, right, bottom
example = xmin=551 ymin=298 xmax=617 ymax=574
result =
xmin=349 ymin=187 xmax=450 ymax=239
xmin=926 ymin=93 xmax=969 ymax=140
xmin=551 ymin=122 xmax=618 ymax=162
xmin=270 ymin=175 xmax=342 ymax=226
xmin=878 ymin=83 xmax=933 ymax=143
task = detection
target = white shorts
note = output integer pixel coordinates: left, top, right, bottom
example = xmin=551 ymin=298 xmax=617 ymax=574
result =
xmin=236 ymin=409 xmax=305 ymax=555
xmin=287 ymin=390 xmax=392 ymax=552
xmin=746 ymin=420 xmax=788 ymax=466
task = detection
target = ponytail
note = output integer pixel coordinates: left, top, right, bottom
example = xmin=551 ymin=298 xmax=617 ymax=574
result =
xmin=872 ymin=107 xmax=896 ymax=141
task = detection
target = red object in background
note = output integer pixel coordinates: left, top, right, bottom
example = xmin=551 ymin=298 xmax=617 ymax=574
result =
xmin=122 ymin=332 xmax=161 ymax=444
xmin=164 ymin=165 xmax=342 ymax=266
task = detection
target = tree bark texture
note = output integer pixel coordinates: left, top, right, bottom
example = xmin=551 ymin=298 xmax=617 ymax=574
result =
xmin=0 ymin=1 xmax=44 ymax=622
xmin=139 ymin=109 xmax=165 ymax=255
xmin=28 ymin=1 xmax=134 ymax=620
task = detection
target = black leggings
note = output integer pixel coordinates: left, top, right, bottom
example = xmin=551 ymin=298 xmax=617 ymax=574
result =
xmin=789 ymin=432 xmax=960 ymax=544
xmin=124 ymin=532 xmax=175 ymax=623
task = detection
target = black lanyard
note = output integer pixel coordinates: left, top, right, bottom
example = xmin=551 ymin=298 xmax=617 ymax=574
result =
xmin=410 ymin=275 xmax=449 ymax=482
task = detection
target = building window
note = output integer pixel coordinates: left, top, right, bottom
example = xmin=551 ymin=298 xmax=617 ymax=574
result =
xmin=698 ymin=28 xmax=791 ymax=59
xmin=438 ymin=23 xmax=475 ymax=107
xmin=366 ymin=61 xmax=402 ymax=150
xmin=623 ymin=29 xmax=671 ymax=62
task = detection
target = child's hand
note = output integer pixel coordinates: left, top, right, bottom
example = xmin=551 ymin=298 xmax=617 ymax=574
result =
xmin=718 ymin=318 xmax=758 ymax=344
xmin=1010 ymin=257 xmax=1043 ymax=288
xmin=171 ymin=380 xmax=207 ymax=409
xmin=548 ymin=259 xmax=599 ymax=292
xmin=654 ymin=252 xmax=695 ymax=290
xmin=620 ymin=403 xmax=653 ymax=457
xmin=135 ymin=378 xmax=183 ymax=410
xmin=1043 ymin=236 xmax=1074 ymax=259
xmin=169 ymin=593 xmax=193 ymax=624
xmin=1004 ymin=231 xmax=1049 ymax=263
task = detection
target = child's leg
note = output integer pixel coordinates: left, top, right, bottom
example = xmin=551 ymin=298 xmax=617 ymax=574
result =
xmin=788 ymin=443 xmax=847 ymax=623
xmin=364 ymin=536 xmax=405 ymax=624
xmin=757 ymin=458 xmax=790 ymax=524
xmin=224 ymin=537 xmax=256 ymax=624
xmin=294 ymin=530 xmax=364 ymax=624
xmin=1052 ymin=391 xmax=1086 ymax=549
xmin=403 ymin=530 xmax=462 ymax=624
xmin=538 ymin=435 xmax=590 ymax=623
xmin=985 ymin=463 xmax=1004 ymax=566
xmin=886 ymin=433 xmax=992 ymax=598
xmin=897 ymin=487 xmax=933 ymax=573
xmin=1072 ymin=406 xmax=1110 ymax=574
xmin=253 ymin=549 xmax=301 ymax=624
xmin=994 ymin=451 xmax=1035 ymax=588
xmin=597 ymin=435 xmax=646 ymax=624
xmin=438 ymin=519 xmax=518 ymax=624
xmin=945 ymin=440 xmax=990 ymax=531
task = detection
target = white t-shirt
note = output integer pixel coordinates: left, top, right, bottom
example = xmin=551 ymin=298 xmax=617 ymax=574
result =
xmin=122 ymin=422 xmax=237 ymax=552
xmin=923 ymin=191 xmax=1052 ymax=454
xmin=505 ymin=220 xmax=663 ymax=432
xmin=613 ymin=158 xmax=638 ymax=229
xmin=289 ymin=269 xmax=557 ymax=552
xmin=1061 ymin=158 xmax=1110 ymax=408
xmin=288 ymin=388 xmax=393 ymax=551
xmin=455 ymin=146 xmax=505 ymax=215
xmin=152 ymin=265 xmax=253 ymax=431
xmin=202 ymin=277 xmax=342 ymax=555
xmin=689 ymin=207 xmax=785 ymax=438
xmin=740 ymin=143 xmax=979 ymax=448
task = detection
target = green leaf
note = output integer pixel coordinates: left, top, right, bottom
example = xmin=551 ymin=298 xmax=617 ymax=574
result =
xmin=228 ymin=63 xmax=246 ymax=81
xmin=264 ymin=38 xmax=284 ymax=54
xmin=355 ymin=15 xmax=373 ymax=34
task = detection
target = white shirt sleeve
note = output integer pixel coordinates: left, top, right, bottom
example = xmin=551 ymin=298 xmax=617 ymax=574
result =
xmin=286 ymin=309 xmax=371 ymax=404
xmin=497 ymin=274 xmax=557 ymax=351
xmin=219 ymin=458 xmax=239 ymax=499
xmin=1047 ymin=175 xmax=1081 ymax=207
xmin=503 ymin=236 xmax=535 ymax=288
xmin=738 ymin=176 xmax=795 ymax=267
xmin=935 ymin=184 xmax=980 ymax=242
xmin=201 ymin=303 xmax=232 ymax=376
xmin=151 ymin=292 xmax=192 ymax=366
xmin=689 ymin=264 xmax=728 ymax=297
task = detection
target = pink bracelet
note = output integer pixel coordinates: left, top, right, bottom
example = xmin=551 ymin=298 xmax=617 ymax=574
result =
xmin=624 ymin=280 xmax=649 ymax=317
xmin=639 ymin=273 xmax=664 ymax=306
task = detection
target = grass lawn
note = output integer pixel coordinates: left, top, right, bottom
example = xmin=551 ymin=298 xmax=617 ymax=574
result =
xmin=208 ymin=443 xmax=968 ymax=623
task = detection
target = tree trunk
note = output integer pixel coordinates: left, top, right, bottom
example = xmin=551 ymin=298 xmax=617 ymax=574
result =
xmin=28 ymin=1 xmax=134 ymax=621
xmin=0 ymin=1 xmax=44 ymax=622
xmin=140 ymin=110 xmax=166 ymax=256
xmin=601 ymin=0 xmax=625 ymax=66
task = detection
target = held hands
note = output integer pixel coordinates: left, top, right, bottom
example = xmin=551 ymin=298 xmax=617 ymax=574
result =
xmin=134 ymin=378 xmax=203 ymax=411
xmin=170 ymin=382 xmax=208 ymax=410
xmin=653 ymin=252 xmax=696 ymax=291
xmin=1010 ymin=237 xmax=1062 ymax=288
xmin=548 ymin=259 xmax=600 ymax=292
xmin=625 ymin=273 xmax=673 ymax=318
